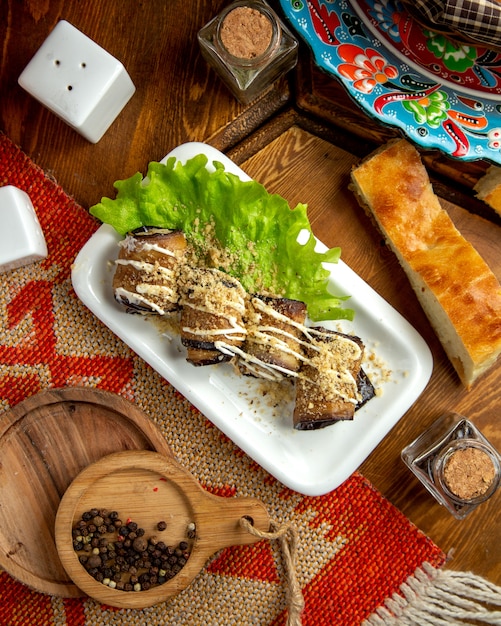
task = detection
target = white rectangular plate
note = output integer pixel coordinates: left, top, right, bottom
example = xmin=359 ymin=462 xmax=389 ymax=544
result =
xmin=71 ymin=142 xmax=433 ymax=495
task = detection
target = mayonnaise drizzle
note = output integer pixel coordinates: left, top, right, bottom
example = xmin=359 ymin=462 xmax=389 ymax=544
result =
xmin=236 ymin=296 xmax=362 ymax=399
xmin=115 ymin=236 xmax=363 ymax=405
xmin=179 ymin=267 xmax=247 ymax=343
xmin=115 ymin=259 xmax=175 ymax=277
xmin=115 ymin=287 xmax=168 ymax=315
xmin=136 ymin=284 xmax=177 ymax=299
xmin=119 ymin=236 xmax=177 ymax=258
xmin=215 ymin=341 xmax=290 ymax=382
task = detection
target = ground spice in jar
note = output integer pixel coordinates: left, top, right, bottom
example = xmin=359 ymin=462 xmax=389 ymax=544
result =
xmin=443 ymin=447 xmax=496 ymax=500
xmin=220 ymin=6 xmax=273 ymax=59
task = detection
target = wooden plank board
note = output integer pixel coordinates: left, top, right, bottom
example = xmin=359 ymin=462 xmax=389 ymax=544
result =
xmin=233 ymin=124 xmax=501 ymax=584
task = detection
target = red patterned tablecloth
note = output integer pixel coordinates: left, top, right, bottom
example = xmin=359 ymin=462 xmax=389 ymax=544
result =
xmin=0 ymin=132 xmax=446 ymax=626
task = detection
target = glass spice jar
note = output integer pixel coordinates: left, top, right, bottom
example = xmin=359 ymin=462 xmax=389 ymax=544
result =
xmin=197 ymin=0 xmax=298 ymax=104
xmin=401 ymin=413 xmax=501 ymax=520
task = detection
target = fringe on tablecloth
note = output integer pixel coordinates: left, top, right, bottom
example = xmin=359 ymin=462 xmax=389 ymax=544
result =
xmin=363 ymin=562 xmax=501 ymax=625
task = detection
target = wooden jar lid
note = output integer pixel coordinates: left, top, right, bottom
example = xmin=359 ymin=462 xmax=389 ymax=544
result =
xmin=55 ymin=450 xmax=270 ymax=608
xmin=0 ymin=387 xmax=173 ymax=597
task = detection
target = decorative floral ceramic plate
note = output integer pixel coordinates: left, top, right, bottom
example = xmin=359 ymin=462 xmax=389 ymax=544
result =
xmin=279 ymin=0 xmax=501 ymax=163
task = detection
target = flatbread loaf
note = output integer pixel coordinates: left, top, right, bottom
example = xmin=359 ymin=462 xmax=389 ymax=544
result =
xmin=350 ymin=139 xmax=501 ymax=389
xmin=474 ymin=165 xmax=501 ymax=218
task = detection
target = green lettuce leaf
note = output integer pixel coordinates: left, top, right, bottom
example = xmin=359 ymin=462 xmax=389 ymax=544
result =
xmin=90 ymin=154 xmax=353 ymax=321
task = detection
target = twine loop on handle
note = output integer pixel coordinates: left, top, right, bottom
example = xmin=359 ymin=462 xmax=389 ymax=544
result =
xmin=240 ymin=516 xmax=304 ymax=626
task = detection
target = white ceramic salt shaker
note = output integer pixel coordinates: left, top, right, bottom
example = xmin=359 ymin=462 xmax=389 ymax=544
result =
xmin=0 ymin=186 xmax=48 ymax=273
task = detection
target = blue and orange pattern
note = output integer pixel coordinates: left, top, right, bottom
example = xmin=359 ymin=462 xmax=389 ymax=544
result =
xmin=281 ymin=0 xmax=501 ymax=163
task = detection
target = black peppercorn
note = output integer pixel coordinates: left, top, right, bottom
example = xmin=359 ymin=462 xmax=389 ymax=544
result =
xmin=86 ymin=554 xmax=102 ymax=569
xmin=132 ymin=536 xmax=148 ymax=553
xmin=72 ymin=508 xmax=192 ymax=591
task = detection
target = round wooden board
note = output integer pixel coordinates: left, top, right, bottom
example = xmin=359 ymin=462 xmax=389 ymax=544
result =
xmin=0 ymin=387 xmax=173 ymax=597
xmin=55 ymin=450 xmax=270 ymax=609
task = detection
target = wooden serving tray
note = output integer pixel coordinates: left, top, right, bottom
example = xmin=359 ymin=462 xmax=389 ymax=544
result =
xmin=0 ymin=387 xmax=173 ymax=597
xmin=55 ymin=450 xmax=270 ymax=609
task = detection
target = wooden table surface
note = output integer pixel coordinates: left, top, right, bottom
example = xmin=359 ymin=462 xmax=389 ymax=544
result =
xmin=1 ymin=0 xmax=500 ymax=588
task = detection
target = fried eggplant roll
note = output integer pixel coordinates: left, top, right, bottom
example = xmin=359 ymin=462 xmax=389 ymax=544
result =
xmin=293 ymin=328 xmax=367 ymax=430
xmin=113 ymin=227 xmax=187 ymax=314
xmin=356 ymin=368 xmax=376 ymax=410
xmin=238 ymin=295 xmax=307 ymax=381
xmin=178 ymin=266 xmax=247 ymax=366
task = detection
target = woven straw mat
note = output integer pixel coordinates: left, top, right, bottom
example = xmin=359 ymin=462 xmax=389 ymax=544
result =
xmin=0 ymin=132 xmax=446 ymax=626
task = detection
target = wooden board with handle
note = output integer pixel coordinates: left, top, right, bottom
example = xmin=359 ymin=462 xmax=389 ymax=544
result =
xmin=55 ymin=450 xmax=270 ymax=608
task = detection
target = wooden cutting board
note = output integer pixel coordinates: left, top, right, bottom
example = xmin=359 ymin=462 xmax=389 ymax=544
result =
xmin=55 ymin=450 xmax=270 ymax=608
xmin=0 ymin=387 xmax=173 ymax=597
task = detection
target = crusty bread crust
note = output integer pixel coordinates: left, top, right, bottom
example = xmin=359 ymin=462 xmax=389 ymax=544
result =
xmin=350 ymin=139 xmax=501 ymax=389
xmin=474 ymin=165 xmax=501 ymax=217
